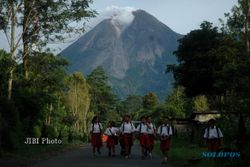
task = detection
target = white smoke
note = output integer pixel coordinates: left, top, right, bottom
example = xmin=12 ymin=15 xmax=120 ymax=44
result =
xmin=88 ymin=6 xmax=136 ymax=31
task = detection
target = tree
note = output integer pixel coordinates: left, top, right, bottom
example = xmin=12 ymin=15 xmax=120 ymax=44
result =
xmin=14 ymin=52 xmax=68 ymax=136
xmin=87 ymin=66 xmax=117 ymax=123
xmin=225 ymin=0 xmax=250 ymax=56
xmin=65 ymin=72 xmax=90 ymax=136
xmin=143 ymin=92 xmax=158 ymax=110
xmin=0 ymin=0 xmax=95 ymax=99
xmin=0 ymin=50 xmax=15 ymax=98
xmin=118 ymin=94 xmax=143 ymax=117
xmin=168 ymin=22 xmax=226 ymax=97
xmin=192 ymin=95 xmax=210 ymax=112
xmin=164 ymin=86 xmax=188 ymax=118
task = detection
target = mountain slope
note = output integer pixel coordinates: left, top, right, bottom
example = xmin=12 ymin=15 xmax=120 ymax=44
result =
xmin=60 ymin=9 xmax=182 ymax=100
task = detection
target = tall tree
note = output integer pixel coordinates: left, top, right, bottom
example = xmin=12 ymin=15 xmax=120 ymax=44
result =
xmin=165 ymin=86 xmax=188 ymax=118
xmin=192 ymin=95 xmax=210 ymax=112
xmin=0 ymin=0 xmax=95 ymax=99
xmin=167 ymin=22 xmax=229 ymax=97
xmin=87 ymin=66 xmax=117 ymax=122
xmin=226 ymin=0 xmax=250 ymax=56
xmin=65 ymin=72 xmax=90 ymax=135
xmin=143 ymin=92 xmax=158 ymax=110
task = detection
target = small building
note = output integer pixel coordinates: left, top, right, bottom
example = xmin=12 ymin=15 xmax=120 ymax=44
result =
xmin=191 ymin=110 xmax=221 ymax=123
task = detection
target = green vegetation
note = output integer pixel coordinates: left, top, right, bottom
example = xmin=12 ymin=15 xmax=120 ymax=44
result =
xmin=0 ymin=1 xmax=250 ymax=166
xmin=155 ymin=136 xmax=250 ymax=167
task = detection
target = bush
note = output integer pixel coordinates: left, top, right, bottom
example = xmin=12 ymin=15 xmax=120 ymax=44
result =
xmin=33 ymin=125 xmax=42 ymax=138
xmin=0 ymin=97 xmax=22 ymax=151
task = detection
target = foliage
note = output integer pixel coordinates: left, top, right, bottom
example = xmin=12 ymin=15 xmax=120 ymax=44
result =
xmin=167 ymin=21 xmax=226 ymax=97
xmin=143 ymin=92 xmax=158 ymax=110
xmin=0 ymin=50 xmax=15 ymax=97
xmin=192 ymin=95 xmax=210 ymax=112
xmin=87 ymin=66 xmax=117 ymax=123
xmin=117 ymin=94 xmax=143 ymax=118
xmin=165 ymin=86 xmax=189 ymax=118
xmin=64 ymin=72 xmax=90 ymax=136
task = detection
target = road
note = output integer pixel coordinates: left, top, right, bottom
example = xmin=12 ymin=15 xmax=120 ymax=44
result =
xmin=30 ymin=143 xmax=172 ymax=167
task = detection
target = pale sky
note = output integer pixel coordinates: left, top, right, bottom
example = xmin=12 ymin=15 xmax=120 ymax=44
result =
xmin=0 ymin=0 xmax=238 ymax=53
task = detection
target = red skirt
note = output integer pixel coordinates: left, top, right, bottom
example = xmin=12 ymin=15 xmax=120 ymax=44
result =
xmin=91 ymin=133 xmax=103 ymax=147
xmin=139 ymin=134 xmax=149 ymax=147
xmin=207 ymin=139 xmax=221 ymax=151
xmin=160 ymin=138 xmax=171 ymax=151
xmin=148 ymin=134 xmax=155 ymax=148
xmin=123 ymin=133 xmax=133 ymax=147
xmin=107 ymin=136 xmax=115 ymax=147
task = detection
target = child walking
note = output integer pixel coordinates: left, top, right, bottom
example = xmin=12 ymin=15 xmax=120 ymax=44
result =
xmin=146 ymin=115 xmax=156 ymax=158
xmin=203 ymin=119 xmax=223 ymax=151
xmin=104 ymin=121 xmax=119 ymax=157
xmin=90 ymin=116 xmax=103 ymax=157
xmin=120 ymin=115 xmax=135 ymax=159
xmin=136 ymin=116 xmax=150 ymax=159
xmin=157 ymin=116 xmax=173 ymax=164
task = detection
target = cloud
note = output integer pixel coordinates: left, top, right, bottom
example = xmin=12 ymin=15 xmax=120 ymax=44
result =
xmin=87 ymin=6 xmax=136 ymax=30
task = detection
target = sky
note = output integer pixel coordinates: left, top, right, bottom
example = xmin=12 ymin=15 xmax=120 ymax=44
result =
xmin=0 ymin=0 xmax=238 ymax=53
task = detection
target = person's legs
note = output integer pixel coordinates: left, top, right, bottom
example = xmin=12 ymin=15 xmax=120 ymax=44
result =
xmin=160 ymin=139 xmax=170 ymax=164
xmin=97 ymin=147 xmax=101 ymax=154
xmin=123 ymin=134 xmax=129 ymax=158
xmin=92 ymin=146 xmax=96 ymax=157
xmin=149 ymin=135 xmax=154 ymax=156
xmin=108 ymin=147 xmax=111 ymax=156
xmin=112 ymin=146 xmax=115 ymax=156
xmin=207 ymin=139 xmax=213 ymax=151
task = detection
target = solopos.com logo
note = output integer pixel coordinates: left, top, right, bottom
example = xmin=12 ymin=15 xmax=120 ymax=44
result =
xmin=202 ymin=151 xmax=240 ymax=158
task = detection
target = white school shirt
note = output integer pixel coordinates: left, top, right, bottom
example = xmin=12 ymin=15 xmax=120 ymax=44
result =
xmin=157 ymin=124 xmax=173 ymax=136
xmin=120 ymin=122 xmax=135 ymax=134
xmin=203 ymin=126 xmax=223 ymax=139
xmin=90 ymin=123 xmax=103 ymax=133
xmin=147 ymin=123 xmax=156 ymax=134
xmin=104 ymin=127 xmax=119 ymax=136
xmin=136 ymin=123 xmax=148 ymax=133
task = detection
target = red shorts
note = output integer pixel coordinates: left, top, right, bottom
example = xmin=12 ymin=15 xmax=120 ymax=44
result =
xmin=207 ymin=139 xmax=221 ymax=151
xmin=91 ymin=133 xmax=103 ymax=147
xmin=107 ymin=136 xmax=115 ymax=148
xmin=160 ymin=138 xmax=171 ymax=151
xmin=148 ymin=134 xmax=155 ymax=148
xmin=123 ymin=133 xmax=133 ymax=147
xmin=139 ymin=134 xmax=149 ymax=147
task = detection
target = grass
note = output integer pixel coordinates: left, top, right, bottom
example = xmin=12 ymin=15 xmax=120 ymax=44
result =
xmin=154 ymin=137 xmax=249 ymax=167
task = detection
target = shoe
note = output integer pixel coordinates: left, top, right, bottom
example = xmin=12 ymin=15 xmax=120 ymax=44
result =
xmin=161 ymin=161 xmax=167 ymax=164
xmin=125 ymin=155 xmax=129 ymax=159
xmin=148 ymin=153 xmax=152 ymax=158
xmin=161 ymin=157 xmax=167 ymax=164
xmin=97 ymin=150 xmax=101 ymax=155
xmin=141 ymin=155 xmax=146 ymax=160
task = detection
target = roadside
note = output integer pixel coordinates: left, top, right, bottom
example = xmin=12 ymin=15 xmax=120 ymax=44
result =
xmin=154 ymin=137 xmax=248 ymax=167
xmin=0 ymin=141 xmax=83 ymax=167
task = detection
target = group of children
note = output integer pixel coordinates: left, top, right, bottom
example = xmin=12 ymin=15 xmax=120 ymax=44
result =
xmin=90 ymin=115 xmax=173 ymax=163
xmin=90 ymin=115 xmax=223 ymax=164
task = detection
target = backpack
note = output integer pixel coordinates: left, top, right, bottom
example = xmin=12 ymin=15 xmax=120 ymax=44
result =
xmin=160 ymin=125 xmax=170 ymax=136
xmin=92 ymin=122 xmax=102 ymax=133
xmin=122 ymin=122 xmax=133 ymax=132
xmin=206 ymin=126 xmax=220 ymax=138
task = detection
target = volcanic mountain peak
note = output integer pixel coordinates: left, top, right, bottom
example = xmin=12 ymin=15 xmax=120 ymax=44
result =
xmin=60 ymin=9 xmax=182 ymax=99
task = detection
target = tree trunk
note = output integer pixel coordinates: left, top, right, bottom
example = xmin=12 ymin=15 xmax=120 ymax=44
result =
xmin=245 ymin=0 xmax=250 ymax=56
xmin=8 ymin=2 xmax=16 ymax=100
xmin=22 ymin=0 xmax=31 ymax=79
